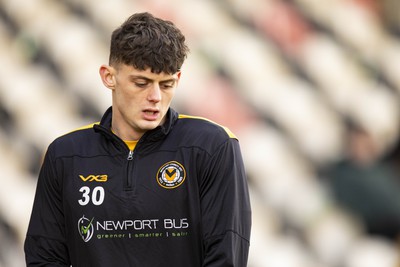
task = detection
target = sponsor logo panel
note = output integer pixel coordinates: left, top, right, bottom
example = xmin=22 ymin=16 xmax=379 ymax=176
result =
xmin=77 ymin=216 xmax=190 ymax=242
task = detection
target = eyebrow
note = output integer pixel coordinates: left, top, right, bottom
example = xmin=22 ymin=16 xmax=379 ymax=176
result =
xmin=129 ymin=75 xmax=178 ymax=83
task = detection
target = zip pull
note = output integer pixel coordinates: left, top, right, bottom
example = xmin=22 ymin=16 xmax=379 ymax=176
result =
xmin=127 ymin=150 xmax=134 ymax=160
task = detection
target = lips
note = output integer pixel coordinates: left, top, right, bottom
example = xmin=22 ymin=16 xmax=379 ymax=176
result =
xmin=142 ymin=109 xmax=160 ymax=121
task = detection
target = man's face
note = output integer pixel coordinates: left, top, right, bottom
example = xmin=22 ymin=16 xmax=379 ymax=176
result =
xmin=100 ymin=63 xmax=180 ymax=140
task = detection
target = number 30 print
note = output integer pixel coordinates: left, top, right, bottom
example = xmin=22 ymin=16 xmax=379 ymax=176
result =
xmin=78 ymin=186 xmax=105 ymax=206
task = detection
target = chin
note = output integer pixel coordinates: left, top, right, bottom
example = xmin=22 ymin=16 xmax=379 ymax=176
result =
xmin=141 ymin=121 xmax=161 ymax=131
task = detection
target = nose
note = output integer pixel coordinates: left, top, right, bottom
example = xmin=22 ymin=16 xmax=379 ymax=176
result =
xmin=147 ymin=84 xmax=161 ymax=102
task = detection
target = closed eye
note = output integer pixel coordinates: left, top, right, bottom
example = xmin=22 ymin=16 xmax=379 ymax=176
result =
xmin=135 ymin=82 xmax=148 ymax=88
xmin=160 ymin=83 xmax=174 ymax=89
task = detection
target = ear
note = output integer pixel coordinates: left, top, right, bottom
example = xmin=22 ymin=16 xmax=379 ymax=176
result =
xmin=99 ymin=65 xmax=116 ymax=90
xmin=176 ymin=71 xmax=182 ymax=85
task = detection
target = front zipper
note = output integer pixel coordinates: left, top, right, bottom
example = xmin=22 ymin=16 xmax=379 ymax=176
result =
xmin=125 ymin=150 xmax=134 ymax=189
xmin=125 ymin=136 xmax=145 ymax=190
xmin=124 ymin=135 xmax=148 ymax=190
xmin=94 ymin=124 xmax=146 ymax=190
xmin=127 ymin=150 xmax=134 ymax=160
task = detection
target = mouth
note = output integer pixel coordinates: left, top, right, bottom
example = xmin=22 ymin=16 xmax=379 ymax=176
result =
xmin=143 ymin=109 xmax=160 ymax=121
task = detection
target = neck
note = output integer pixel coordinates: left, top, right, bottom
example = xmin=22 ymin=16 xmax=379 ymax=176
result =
xmin=111 ymin=125 xmax=142 ymax=141
xmin=111 ymin=111 xmax=144 ymax=141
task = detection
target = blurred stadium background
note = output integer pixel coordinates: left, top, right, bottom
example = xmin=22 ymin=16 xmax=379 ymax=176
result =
xmin=1 ymin=0 xmax=400 ymax=266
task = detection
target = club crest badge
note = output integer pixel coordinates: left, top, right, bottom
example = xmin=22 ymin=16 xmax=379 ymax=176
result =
xmin=156 ymin=161 xmax=186 ymax=189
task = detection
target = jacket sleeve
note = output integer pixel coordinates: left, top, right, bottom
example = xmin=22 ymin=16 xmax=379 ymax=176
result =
xmin=24 ymin=145 xmax=71 ymax=266
xmin=200 ymin=138 xmax=251 ymax=267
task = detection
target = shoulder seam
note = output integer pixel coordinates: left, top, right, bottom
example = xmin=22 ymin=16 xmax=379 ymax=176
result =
xmin=178 ymin=114 xmax=237 ymax=139
xmin=60 ymin=122 xmax=99 ymax=137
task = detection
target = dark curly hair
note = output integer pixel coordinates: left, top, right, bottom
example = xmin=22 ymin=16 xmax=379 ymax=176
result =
xmin=109 ymin=12 xmax=189 ymax=74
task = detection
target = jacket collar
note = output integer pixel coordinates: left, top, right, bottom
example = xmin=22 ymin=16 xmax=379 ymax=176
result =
xmin=94 ymin=106 xmax=178 ymax=142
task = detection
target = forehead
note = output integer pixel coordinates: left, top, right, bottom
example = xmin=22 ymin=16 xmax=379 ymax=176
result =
xmin=115 ymin=63 xmax=179 ymax=81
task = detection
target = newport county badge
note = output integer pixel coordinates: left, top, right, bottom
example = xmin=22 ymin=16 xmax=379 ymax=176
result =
xmin=157 ymin=161 xmax=186 ymax=189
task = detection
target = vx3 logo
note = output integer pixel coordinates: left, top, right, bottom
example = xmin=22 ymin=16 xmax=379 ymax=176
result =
xmin=79 ymin=174 xmax=108 ymax=182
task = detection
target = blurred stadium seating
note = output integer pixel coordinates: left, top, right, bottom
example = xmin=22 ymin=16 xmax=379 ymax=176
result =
xmin=0 ymin=0 xmax=399 ymax=266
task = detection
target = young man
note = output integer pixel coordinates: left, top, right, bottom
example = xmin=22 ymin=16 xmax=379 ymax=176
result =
xmin=25 ymin=12 xmax=251 ymax=266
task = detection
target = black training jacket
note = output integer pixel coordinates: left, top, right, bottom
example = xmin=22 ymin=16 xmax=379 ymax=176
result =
xmin=25 ymin=107 xmax=251 ymax=267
